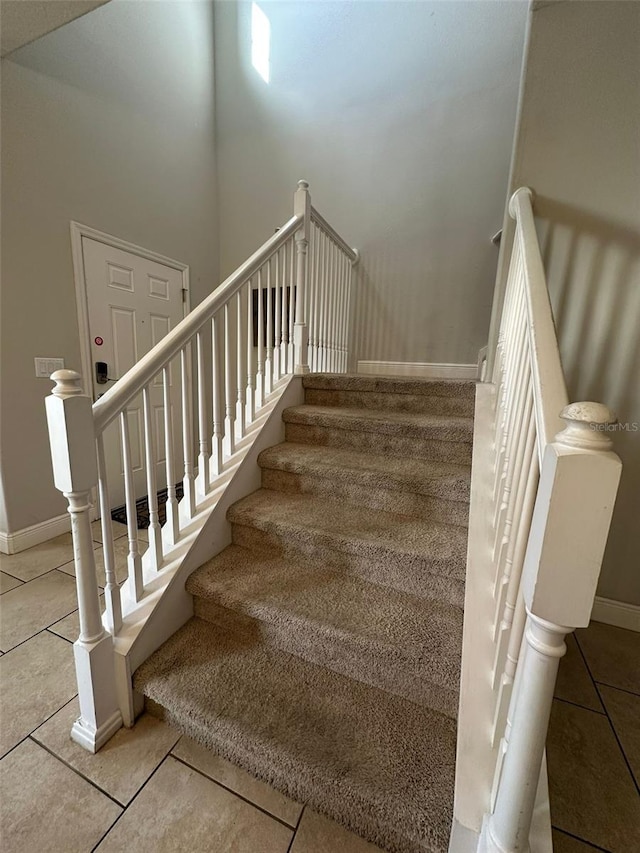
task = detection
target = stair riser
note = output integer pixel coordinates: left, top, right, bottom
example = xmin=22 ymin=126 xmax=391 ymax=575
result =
xmin=261 ymin=469 xmax=469 ymax=527
xmin=303 ymin=374 xmax=475 ymax=400
xmin=285 ymin=423 xmax=473 ymax=465
xmin=194 ymin=598 xmax=459 ymax=718
xmin=231 ymin=523 xmax=465 ymax=608
xmin=304 ymin=388 xmax=475 ymax=418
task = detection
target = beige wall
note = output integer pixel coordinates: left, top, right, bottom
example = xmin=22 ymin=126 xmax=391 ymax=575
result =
xmin=0 ymin=0 xmax=218 ymax=535
xmin=504 ymin=0 xmax=640 ymax=606
xmin=214 ymin=0 xmax=528 ymax=368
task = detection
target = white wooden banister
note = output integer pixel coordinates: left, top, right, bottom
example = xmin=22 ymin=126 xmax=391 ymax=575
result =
xmin=483 ymin=403 xmax=621 ymax=853
xmin=92 ymin=214 xmax=302 ymax=434
xmin=310 ymin=205 xmax=358 ymax=263
xmin=45 ymin=181 xmax=358 ymax=751
xmin=458 ymin=186 xmax=623 ymax=853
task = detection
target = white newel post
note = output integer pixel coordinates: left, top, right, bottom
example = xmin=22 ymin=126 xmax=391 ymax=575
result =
xmin=294 ymin=179 xmax=310 ymax=375
xmin=46 ymin=370 xmax=123 ymax=752
xmin=482 ymin=402 xmax=621 ymax=853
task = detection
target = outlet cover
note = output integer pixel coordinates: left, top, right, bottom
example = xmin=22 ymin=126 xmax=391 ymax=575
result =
xmin=35 ymin=357 xmax=65 ymax=378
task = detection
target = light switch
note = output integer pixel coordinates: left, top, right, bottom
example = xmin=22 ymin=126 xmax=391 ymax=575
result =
xmin=35 ymin=357 xmax=65 ymax=378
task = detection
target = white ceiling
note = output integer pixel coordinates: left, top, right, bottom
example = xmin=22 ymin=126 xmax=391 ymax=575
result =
xmin=1 ymin=0 xmax=110 ymax=57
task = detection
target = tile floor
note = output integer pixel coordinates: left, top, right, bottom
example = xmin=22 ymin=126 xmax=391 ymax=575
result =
xmin=548 ymin=626 xmax=640 ymax=852
xmin=1 ymin=531 xmax=639 ymax=852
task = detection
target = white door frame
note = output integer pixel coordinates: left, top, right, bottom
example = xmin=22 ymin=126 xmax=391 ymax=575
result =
xmin=70 ymin=221 xmax=191 ymax=397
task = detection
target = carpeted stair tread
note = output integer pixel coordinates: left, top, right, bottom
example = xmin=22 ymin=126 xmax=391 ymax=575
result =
xmin=303 ymin=373 xmax=475 ymax=399
xmin=258 ymin=442 xmax=470 ymax=504
xmin=134 ymin=616 xmax=457 ymax=853
xmin=283 ymin=405 xmax=473 ymax=444
xmin=228 ymin=490 xmax=468 ymax=582
xmin=187 ymin=544 xmax=462 ymax=712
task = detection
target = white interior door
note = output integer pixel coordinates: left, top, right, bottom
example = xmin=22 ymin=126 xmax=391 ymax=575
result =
xmin=83 ymin=237 xmax=185 ymax=509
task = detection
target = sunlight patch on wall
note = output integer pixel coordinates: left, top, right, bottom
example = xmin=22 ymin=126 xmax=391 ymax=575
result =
xmin=251 ymin=3 xmax=270 ymax=83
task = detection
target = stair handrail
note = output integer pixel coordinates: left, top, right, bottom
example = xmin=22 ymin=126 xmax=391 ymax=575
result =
xmin=93 ymin=214 xmax=303 ymax=434
xmin=470 ymin=186 xmax=622 ymax=852
xmin=310 ymin=206 xmax=359 ymax=264
xmin=507 ymin=188 xmax=568 ymax=457
xmin=45 ymin=179 xmax=359 ymax=754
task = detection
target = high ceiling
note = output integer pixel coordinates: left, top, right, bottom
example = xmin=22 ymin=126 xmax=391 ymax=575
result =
xmin=1 ymin=0 xmax=110 ymax=57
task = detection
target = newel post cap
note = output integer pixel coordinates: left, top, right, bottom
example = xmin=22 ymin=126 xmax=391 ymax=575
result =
xmin=297 ymin=179 xmax=309 ymax=190
xmin=51 ymin=369 xmax=84 ymax=398
xmin=556 ymin=401 xmax=618 ymax=451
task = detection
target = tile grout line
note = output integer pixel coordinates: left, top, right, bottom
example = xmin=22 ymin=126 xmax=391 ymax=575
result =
xmin=1 ymin=598 xmax=86 ymax=655
xmin=0 ymin=568 xmax=26 ymax=584
xmin=169 ymin=751 xmax=302 ymax=831
xmin=574 ymin=632 xmax=640 ymax=797
xmin=0 ymin=692 xmax=79 ymax=764
xmin=551 ymin=824 xmax=612 ymax=852
xmin=286 ymin=804 xmax=305 ymax=853
xmin=554 ymin=696 xmax=606 ymax=716
xmin=0 ymin=540 xmax=105 ymax=585
xmin=89 ymin=753 xmax=173 ymax=852
xmin=47 ymin=627 xmax=74 ymax=644
xmin=594 ymin=680 xmax=640 ymax=700
xmin=29 ymin=734 xmax=126 ymax=809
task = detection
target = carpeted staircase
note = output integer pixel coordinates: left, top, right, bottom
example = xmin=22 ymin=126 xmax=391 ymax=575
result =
xmin=133 ymin=374 xmax=475 ymax=853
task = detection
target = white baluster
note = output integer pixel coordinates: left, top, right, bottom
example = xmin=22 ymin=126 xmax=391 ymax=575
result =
xmin=495 ymin=258 xmax=524 ymax=447
xmin=306 ymin=226 xmax=315 ymax=370
xmin=96 ymin=435 xmax=122 ymax=634
xmin=494 ymin=386 xmax=534 ymax=579
xmin=288 ymin=238 xmax=295 ymax=371
xmin=319 ymin=233 xmax=329 ymax=371
xmin=492 ymin=237 xmax=521 ymax=388
xmin=493 ymin=440 xmax=539 ymax=675
xmin=119 ymin=411 xmax=143 ymax=601
xmin=256 ymin=266 xmax=265 ymax=407
xmin=310 ymin=225 xmax=321 ymax=371
xmin=246 ymin=282 xmax=256 ymax=423
xmin=45 ymin=370 xmax=123 ymax=752
xmin=274 ymin=249 xmax=282 ymax=380
xmin=235 ymin=290 xmax=246 ymax=441
xmin=162 ymin=366 xmax=180 ymax=545
xmin=338 ymin=250 xmax=347 ymax=371
xmin=223 ymin=302 xmax=236 ymax=456
xmin=330 ymin=240 xmax=338 ymax=370
xmin=335 ymin=251 xmax=344 ymax=372
xmin=196 ymin=330 xmax=210 ymax=496
xmin=142 ymin=385 xmax=163 ymax=571
xmin=325 ymin=240 xmax=333 ymax=371
xmin=492 ymin=591 xmax=527 ymax=747
xmin=344 ymin=253 xmax=354 ymax=372
xmin=265 ymin=258 xmax=273 ymax=393
xmin=211 ymin=312 xmax=224 ymax=476
xmin=180 ymin=345 xmax=196 ymax=518
xmin=494 ymin=291 xmax=527 ymax=503
xmin=276 ymin=251 xmax=288 ymax=376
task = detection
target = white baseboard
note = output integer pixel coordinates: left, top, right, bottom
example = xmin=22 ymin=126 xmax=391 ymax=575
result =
xmin=357 ymin=360 xmax=477 ymax=380
xmin=591 ymin=596 xmax=640 ymax=632
xmin=0 ymin=512 xmax=71 ymax=554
